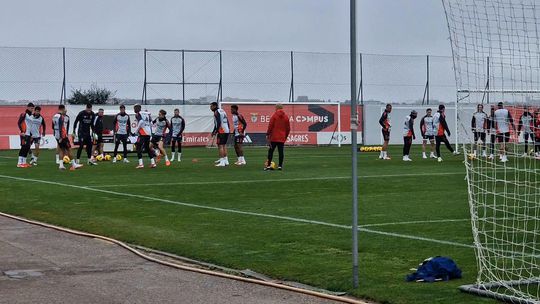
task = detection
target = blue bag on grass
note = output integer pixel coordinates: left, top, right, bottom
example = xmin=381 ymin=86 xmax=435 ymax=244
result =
xmin=406 ymin=256 xmax=462 ymax=282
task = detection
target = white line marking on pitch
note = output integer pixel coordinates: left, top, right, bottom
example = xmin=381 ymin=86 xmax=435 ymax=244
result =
xmin=359 ymin=218 xmax=470 ymax=228
xmin=89 ymin=172 xmax=464 ymax=188
xmin=0 ymin=174 xmax=473 ymax=249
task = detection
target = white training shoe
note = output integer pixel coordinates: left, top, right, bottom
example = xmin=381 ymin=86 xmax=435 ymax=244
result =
xmin=453 ymin=151 xmax=460 ymax=155
xmin=437 ymin=157 xmax=443 ymax=162
xmin=481 ymin=152 xmax=487 ymax=158
xmin=72 ymin=163 xmax=83 ymax=169
xmin=123 ymin=158 xmax=130 ymax=163
xmin=422 ymin=154 xmax=427 ymax=159
xmin=215 ymin=162 xmax=226 ymax=167
xmin=402 ymin=156 xmax=412 ymax=162
xmin=214 ymin=159 xmax=221 ymax=164
xmin=113 ymin=158 xmax=117 ymax=163
xmin=383 ymin=156 xmax=391 ymax=160
xmin=521 ymin=152 xmax=528 ymax=157
xmin=488 ymin=154 xmax=494 ymax=160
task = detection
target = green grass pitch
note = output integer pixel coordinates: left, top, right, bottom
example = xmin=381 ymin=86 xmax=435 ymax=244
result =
xmin=0 ymin=146 xmax=496 ymax=304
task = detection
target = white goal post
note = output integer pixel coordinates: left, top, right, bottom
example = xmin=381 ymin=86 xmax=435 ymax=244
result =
xmin=443 ymin=1 xmax=540 ymax=303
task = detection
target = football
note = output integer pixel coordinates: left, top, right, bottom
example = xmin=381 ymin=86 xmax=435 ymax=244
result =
xmin=116 ymin=154 xmax=122 ymax=161
xmin=62 ymin=156 xmax=70 ymax=164
xmin=96 ymin=155 xmax=104 ymax=161
xmin=104 ymin=154 xmax=112 ymax=161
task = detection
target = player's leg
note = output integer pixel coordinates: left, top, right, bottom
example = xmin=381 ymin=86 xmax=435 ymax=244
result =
xmin=136 ymin=136 xmax=144 ymax=168
xmin=442 ymin=135 xmax=454 ymax=154
xmin=234 ymin=136 xmax=245 ymax=165
xmin=176 ymin=136 xmax=182 ymax=162
xmin=402 ymin=137 xmax=408 ymax=160
xmin=480 ymin=133 xmax=487 ymax=157
xmin=435 ymin=135 xmax=442 ymax=161
xmin=497 ymin=134 xmax=505 ymax=161
xmin=265 ymin=142 xmax=277 ymax=170
xmin=215 ymin=134 xmax=229 ymax=166
xmin=170 ymin=138 xmax=176 ymax=161
xmin=422 ymin=137 xmax=427 ymax=159
xmin=429 ymin=137 xmax=436 ymax=158
xmin=222 ymin=135 xmax=229 ymax=165
xmin=524 ymin=133 xmax=530 ymax=156
xmin=91 ymin=134 xmax=98 ymax=159
xmin=57 ymin=141 xmax=66 ymax=170
xmin=501 ymin=133 xmax=510 ymax=162
xmin=403 ymin=137 xmax=412 ymax=161
xmin=146 ymin=136 xmax=156 ymax=168
xmin=85 ymin=135 xmax=96 ymax=165
xmin=76 ymin=134 xmax=84 ymax=163
xmin=473 ymin=132 xmax=479 ymax=156
xmin=121 ymin=136 xmax=129 ymax=162
xmin=277 ymin=142 xmax=284 ymax=169
xmin=55 ymin=144 xmax=60 ymax=164
xmin=17 ymin=136 xmax=30 ymax=167
xmin=31 ymin=139 xmax=40 ymax=165
xmin=159 ymin=140 xmax=170 ymax=166
xmin=99 ymin=136 xmax=104 ymax=157
xmin=150 ymin=137 xmax=161 ymax=163
xmin=113 ymin=135 xmax=120 ymax=162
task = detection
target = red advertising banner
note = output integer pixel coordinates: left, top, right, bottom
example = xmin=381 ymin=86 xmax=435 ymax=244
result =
xmin=221 ymin=103 xmax=363 ymax=145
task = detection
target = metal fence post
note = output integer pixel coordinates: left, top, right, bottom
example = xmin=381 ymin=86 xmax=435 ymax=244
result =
xmin=182 ymin=50 xmax=185 ymax=105
xmin=427 ymin=55 xmax=430 ymax=105
xmin=359 ymin=53 xmax=364 ymax=145
xmin=289 ymin=51 xmax=294 ymax=103
xmin=219 ymin=50 xmax=223 ymax=102
xmin=350 ymin=0 xmax=359 ymax=289
xmin=61 ymin=47 xmax=66 ymax=104
xmin=142 ymin=48 xmax=147 ymax=105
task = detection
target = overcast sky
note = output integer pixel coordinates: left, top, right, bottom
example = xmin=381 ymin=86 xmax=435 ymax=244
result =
xmin=0 ymin=0 xmax=452 ymax=55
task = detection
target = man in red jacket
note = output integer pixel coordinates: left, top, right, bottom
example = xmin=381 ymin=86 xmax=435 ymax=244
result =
xmin=265 ymin=104 xmax=290 ymax=171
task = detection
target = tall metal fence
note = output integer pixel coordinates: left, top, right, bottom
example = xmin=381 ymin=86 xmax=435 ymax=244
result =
xmin=0 ymin=47 xmax=457 ymax=105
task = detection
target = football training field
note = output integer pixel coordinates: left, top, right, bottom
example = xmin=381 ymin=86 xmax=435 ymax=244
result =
xmin=0 ymin=146 xmax=493 ymax=304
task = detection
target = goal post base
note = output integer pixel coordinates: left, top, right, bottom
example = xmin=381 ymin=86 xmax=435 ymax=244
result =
xmin=459 ymin=282 xmax=539 ymax=304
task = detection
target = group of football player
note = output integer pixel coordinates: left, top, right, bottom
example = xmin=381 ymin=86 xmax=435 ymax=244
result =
xmin=378 ymin=102 xmax=534 ymax=163
xmin=15 ymin=101 xmax=289 ymax=171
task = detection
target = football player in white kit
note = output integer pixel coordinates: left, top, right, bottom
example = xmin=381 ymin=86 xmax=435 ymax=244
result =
xmin=151 ymin=109 xmax=171 ymax=166
xmin=210 ymin=102 xmax=230 ymax=167
xmin=471 ymin=104 xmax=488 ymax=157
xmin=231 ymin=104 xmax=247 ymax=165
xmin=378 ymin=104 xmax=392 ymax=160
xmin=517 ymin=105 xmax=534 ymax=157
xmin=419 ymin=108 xmax=436 ymax=159
xmin=494 ymin=102 xmax=515 ymax=163
xmin=17 ymin=106 xmax=46 ymax=168
xmin=433 ymin=104 xmax=457 ymax=162
xmin=169 ymin=108 xmax=185 ymax=162
xmin=52 ymin=105 xmax=82 ymax=170
xmin=486 ymin=106 xmax=497 ymax=159
xmin=402 ymin=110 xmax=417 ymax=161
xmin=112 ymin=105 xmax=131 ymax=163
xmin=133 ymin=104 xmax=156 ymax=169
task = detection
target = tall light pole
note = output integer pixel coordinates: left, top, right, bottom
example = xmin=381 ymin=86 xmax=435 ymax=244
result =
xmin=350 ymin=0 xmax=359 ymax=289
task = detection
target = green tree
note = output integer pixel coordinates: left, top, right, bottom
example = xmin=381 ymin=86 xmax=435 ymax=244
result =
xmin=67 ymin=84 xmax=116 ymax=105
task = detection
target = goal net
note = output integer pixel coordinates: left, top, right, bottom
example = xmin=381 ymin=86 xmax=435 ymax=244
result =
xmin=442 ymin=1 xmax=540 ymax=303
